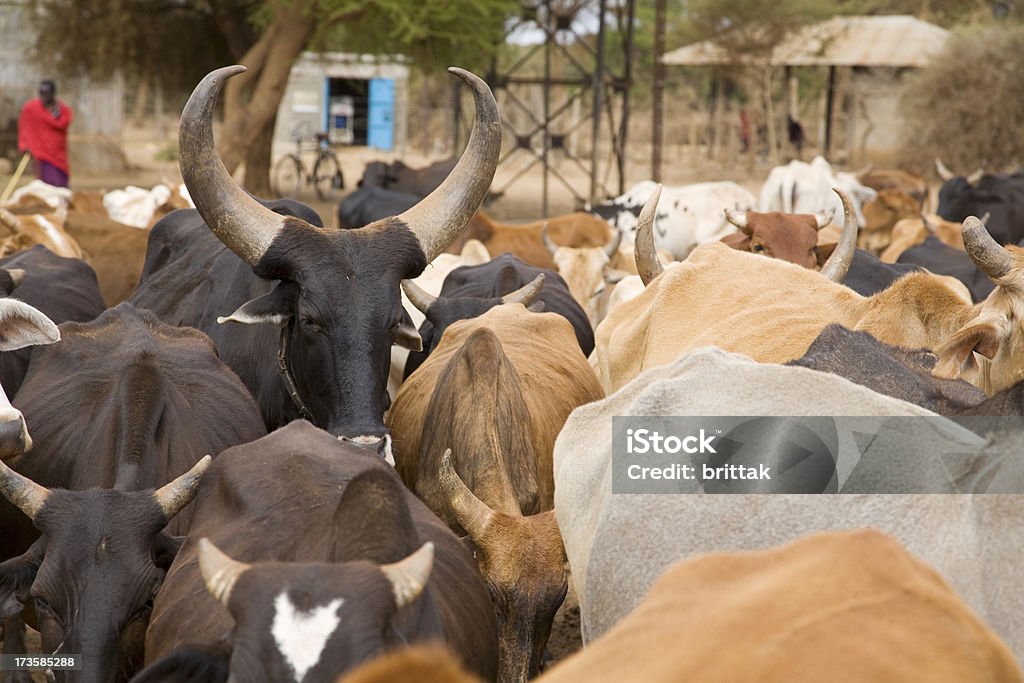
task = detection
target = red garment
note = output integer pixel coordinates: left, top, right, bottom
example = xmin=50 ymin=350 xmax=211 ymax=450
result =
xmin=18 ymin=98 xmax=73 ymax=173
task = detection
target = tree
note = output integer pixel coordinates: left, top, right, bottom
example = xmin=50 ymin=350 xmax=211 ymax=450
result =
xmin=31 ymin=0 xmax=518 ymax=195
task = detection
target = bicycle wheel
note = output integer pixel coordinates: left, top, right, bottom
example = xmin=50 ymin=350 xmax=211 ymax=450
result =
xmin=272 ymin=155 xmax=303 ymax=198
xmin=313 ymin=152 xmax=344 ymax=201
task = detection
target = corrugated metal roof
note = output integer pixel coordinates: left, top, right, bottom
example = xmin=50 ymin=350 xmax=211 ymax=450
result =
xmin=662 ymin=15 xmax=950 ymax=68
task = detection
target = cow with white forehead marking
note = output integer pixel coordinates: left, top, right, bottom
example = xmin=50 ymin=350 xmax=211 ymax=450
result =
xmin=130 ymin=65 xmax=501 ymax=459
xmin=134 ymin=422 xmax=498 ymax=683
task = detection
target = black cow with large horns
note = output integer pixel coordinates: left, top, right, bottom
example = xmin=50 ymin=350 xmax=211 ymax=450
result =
xmin=130 ymin=65 xmax=501 ymax=459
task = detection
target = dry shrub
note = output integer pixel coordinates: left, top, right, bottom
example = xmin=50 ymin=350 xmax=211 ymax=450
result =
xmin=900 ymin=23 xmax=1024 ymax=172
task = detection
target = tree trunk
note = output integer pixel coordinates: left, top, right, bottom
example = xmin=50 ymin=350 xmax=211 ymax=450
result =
xmin=217 ymin=1 xmax=317 ymax=191
xmin=242 ymin=115 xmax=277 ymax=198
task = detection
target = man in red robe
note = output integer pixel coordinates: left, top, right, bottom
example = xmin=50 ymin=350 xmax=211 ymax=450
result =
xmin=18 ymin=80 xmax=73 ymax=188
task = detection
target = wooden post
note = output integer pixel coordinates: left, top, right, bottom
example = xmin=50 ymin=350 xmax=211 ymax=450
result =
xmin=824 ymin=65 xmax=836 ymax=158
xmin=652 ymin=0 xmax=666 ymax=181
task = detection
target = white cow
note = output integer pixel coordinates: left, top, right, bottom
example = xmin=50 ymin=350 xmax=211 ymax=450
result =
xmin=592 ymin=180 xmax=755 ymax=260
xmin=554 ymin=346 xmax=1024 ymax=659
xmin=759 ymin=155 xmax=877 ymax=227
xmin=388 ymin=239 xmax=491 ymax=397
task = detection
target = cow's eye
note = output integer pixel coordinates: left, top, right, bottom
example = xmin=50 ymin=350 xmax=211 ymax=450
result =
xmin=301 ymin=317 xmax=321 ymax=332
xmin=33 ymin=595 xmax=57 ymax=620
xmin=752 ymin=243 xmax=765 ymax=253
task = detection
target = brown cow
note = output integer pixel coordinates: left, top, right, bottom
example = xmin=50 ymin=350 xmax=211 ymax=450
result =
xmin=62 ymin=210 xmax=150 ymax=305
xmin=859 ymin=188 xmax=921 ymax=253
xmin=449 ymin=210 xmax=612 ymax=269
xmin=386 ymin=303 xmax=602 ymax=683
xmin=859 ymin=168 xmax=929 ymax=210
xmin=720 ymin=206 xmax=833 ymax=268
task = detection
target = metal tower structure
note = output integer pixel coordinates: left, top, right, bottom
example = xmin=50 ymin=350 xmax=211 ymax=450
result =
xmin=459 ymin=0 xmax=636 ymax=214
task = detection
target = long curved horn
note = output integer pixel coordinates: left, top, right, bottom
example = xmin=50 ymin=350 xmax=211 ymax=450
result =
xmin=501 ymin=274 xmax=545 ymax=305
xmin=723 ymin=208 xmax=749 ymax=232
xmin=153 ymin=456 xmax=212 ymax=521
xmin=635 ymin=185 xmax=664 ymax=286
xmin=935 ymin=157 xmax=954 ymax=182
xmin=540 ymin=224 xmax=558 ymax=256
xmin=401 ymin=279 xmax=438 ymax=315
xmin=963 ymin=216 xmax=1012 ymax=280
xmin=604 ymin=228 xmax=623 ymax=258
xmin=819 ymin=188 xmax=857 ymax=282
xmin=380 ymin=542 xmax=434 ymax=608
xmin=198 ymin=538 xmax=250 ymax=606
xmin=967 ymin=168 xmax=984 ymax=185
xmin=0 ymin=458 xmax=50 ymax=520
xmin=394 ymin=68 xmax=501 ymax=263
xmin=814 ymin=206 xmax=836 ymax=230
xmin=179 ymin=66 xmax=293 ymax=267
xmin=438 ymin=449 xmax=494 ymax=541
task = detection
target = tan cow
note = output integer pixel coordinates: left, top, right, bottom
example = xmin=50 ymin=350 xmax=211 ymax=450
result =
xmin=540 ymin=529 xmax=1021 ymax=683
xmin=386 ymin=303 xmax=602 ymax=682
xmin=336 ymin=530 xmax=1022 ymax=683
xmin=594 ymin=188 xmax=1019 ymax=395
xmin=0 ymin=207 xmax=83 ymax=259
xmin=881 ymin=213 xmax=966 ymax=262
xmin=542 ymin=226 xmax=626 ymax=327
xmin=62 ymin=210 xmax=150 ymax=305
xmin=859 ymin=168 xmax=929 ymax=209
xmin=449 ymin=210 xmax=612 ymax=269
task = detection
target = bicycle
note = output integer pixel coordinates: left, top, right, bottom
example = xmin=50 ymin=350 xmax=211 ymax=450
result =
xmin=272 ymin=123 xmax=345 ymax=201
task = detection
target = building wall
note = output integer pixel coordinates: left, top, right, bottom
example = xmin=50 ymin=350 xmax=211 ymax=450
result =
xmin=0 ymin=1 xmax=125 ymax=172
xmin=273 ymin=52 xmax=409 ymax=162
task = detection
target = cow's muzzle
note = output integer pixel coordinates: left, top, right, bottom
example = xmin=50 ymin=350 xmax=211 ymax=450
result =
xmin=339 ymin=433 xmax=395 ymax=466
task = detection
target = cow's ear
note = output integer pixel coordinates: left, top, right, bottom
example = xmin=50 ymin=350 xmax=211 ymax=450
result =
xmin=393 ymin=320 xmax=423 ymax=352
xmin=603 ymin=268 xmax=630 ymax=285
xmin=0 ymin=541 xmax=43 ymax=619
xmin=0 ymin=298 xmax=60 ymax=352
xmin=935 ymin=321 xmax=1003 ymax=378
xmin=720 ymin=233 xmax=750 ymax=251
xmin=130 ymin=644 xmax=232 ymax=683
xmin=816 ymin=243 xmax=837 ymax=266
xmin=153 ymin=532 xmax=185 ymax=571
xmin=216 ymin=282 xmax=296 ymax=327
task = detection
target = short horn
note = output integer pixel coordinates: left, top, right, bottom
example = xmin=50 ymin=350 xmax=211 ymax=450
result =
xmin=814 ymin=206 xmax=836 ymax=230
xmin=967 ymin=169 xmax=984 ymax=186
xmin=604 ymin=228 xmax=623 ymax=258
xmin=198 ymin=538 xmax=250 ymax=607
xmin=0 ymin=458 xmax=50 ymax=520
xmin=179 ymin=66 xmax=292 ymax=267
xmin=723 ymin=208 xmax=749 ymax=231
xmin=4 ymin=269 xmax=24 ymax=288
xmin=438 ymin=448 xmax=494 ymax=541
xmin=980 ymin=211 xmax=991 ymax=226
xmin=963 ymin=216 xmax=1012 ymax=280
xmin=380 ymin=542 xmax=434 ymax=608
xmin=820 ymin=188 xmax=857 ymax=282
xmin=635 ymin=185 xmax=664 ymax=286
xmin=540 ymin=224 xmax=558 ymax=256
xmin=502 ymin=274 xmax=545 ymax=306
xmin=935 ymin=157 xmax=954 ymax=182
xmin=153 ymin=455 xmax=211 ymax=521
xmin=401 ymin=279 xmax=438 ymax=315
xmin=395 ymin=68 xmax=501 ymax=263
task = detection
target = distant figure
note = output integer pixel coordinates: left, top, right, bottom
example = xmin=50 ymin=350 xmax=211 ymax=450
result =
xmin=18 ymin=80 xmax=73 ymax=188
xmin=787 ymin=115 xmax=805 ymax=155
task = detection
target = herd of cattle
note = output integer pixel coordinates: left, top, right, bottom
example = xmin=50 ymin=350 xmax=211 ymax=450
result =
xmin=0 ymin=63 xmax=1023 ymax=682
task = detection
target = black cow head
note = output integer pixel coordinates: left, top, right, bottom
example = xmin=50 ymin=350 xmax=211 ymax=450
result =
xmin=179 ymin=65 xmax=500 ymax=455
xmin=401 ymin=274 xmax=545 ymax=357
xmin=190 ymin=469 xmax=437 ymax=683
xmin=0 ymin=457 xmax=210 ymax=682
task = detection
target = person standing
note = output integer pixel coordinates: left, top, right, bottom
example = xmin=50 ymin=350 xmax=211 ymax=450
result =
xmin=18 ymin=80 xmax=73 ymax=187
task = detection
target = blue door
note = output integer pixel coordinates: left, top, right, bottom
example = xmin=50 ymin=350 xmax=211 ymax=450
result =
xmin=368 ymin=78 xmax=395 ymax=150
